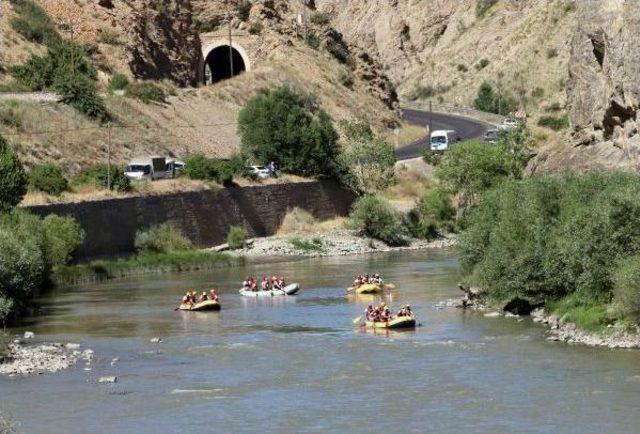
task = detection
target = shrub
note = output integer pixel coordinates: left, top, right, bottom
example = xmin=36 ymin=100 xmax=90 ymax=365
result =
xmin=9 ymin=0 xmax=59 ymax=45
xmin=11 ymin=42 xmax=97 ymax=91
xmin=196 ymin=17 xmax=221 ymax=33
xmin=531 ymin=87 xmax=545 ymax=98
xmin=546 ymin=102 xmax=563 ymax=112
xmin=339 ymin=70 xmax=354 ymax=89
xmin=476 ymin=0 xmax=499 ymax=18
xmin=0 ymin=297 xmax=14 ymax=330
xmin=546 ymin=48 xmax=558 ymax=59
xmin=0 ymin=135 xmax=27 ymax=213
xmin=348 ymin=195 xmax=406 ymax=246
xmin=337 ymin=120 xmax=395 ymax=193
xmin=235 ymin=0 xmax=252 ymax=21
xmin=457 ymin=64 xmax=468 ymax=73
xmin=436 ymin=132 xmax=528 ymax=199
xmin=248 ymin=21 xmax=263 ymax=35
xmin=475 ymin=58 xmax=490 ymax=70
xmin=289 ymin=237 xmax=324 ymax=252
xmin=422 ymin=148 xmax=443 ymax=166
xmin=72 ymin=164 xmax=131 ymax=192
xmin=611 ymin=257 xmax=640 ymax=324
xmin=0 ymin=212 xmax=47 ymax=307
xmin=42 ymin=214 xmax=84 ymax=265
xmin=305 ymin=33 xmax=321 ymax=50
xmin=473 ymin=81 xmax=517 ymax=115
xmin=183 ymin=154 xmax=236 ymax=186
xmin=238 ymin=86 xmax=340 ymax=177
xmin=401 ymin=24 xmax=411 ymax=41
xmin=537 ymin=115 xmax=569 ymax=131
xmin=310 ymin=11 xmax=331 ymax=25
xmin=227 ymin=226 xmax=248 ymax=250
xmin=325 ymin=35 xmax=351 ymax=65
xmin=99 ymin=28 xmax=122 ymax=45
xmin=458 ymin=171 xmax=640 ymax=306
xmin=126 ymin=82 xmax=166 ymax=104
xmin=404 ymin=186 xmax=455 ymax=239
xmin=108 ymin=74 xmax=130 ymax=92
xmin=28 ymin=164 xmax=69 ymax=195
xmin=10 ymin=41 xmax=106 ymax=119
xmin=55 ymin=72 xmax=107 ymax=120
xmin=135 ymin=223 xmax=192 ymax=254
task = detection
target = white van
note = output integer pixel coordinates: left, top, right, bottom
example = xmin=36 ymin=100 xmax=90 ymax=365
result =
xmin=430 ymin=130 xmax=459 ymax=151
xmin=125 ymin=156 xmax=185 ymax=180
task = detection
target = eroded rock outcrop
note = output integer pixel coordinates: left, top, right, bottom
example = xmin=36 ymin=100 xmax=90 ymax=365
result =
xmin=126 ymin=0 xmax=203 ymax=86
xmin=565 ymin=1 xmax=640 ymax=168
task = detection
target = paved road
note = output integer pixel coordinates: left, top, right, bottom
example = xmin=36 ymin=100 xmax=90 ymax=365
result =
xmin=396 ymin=109 xmax=490 ymax=160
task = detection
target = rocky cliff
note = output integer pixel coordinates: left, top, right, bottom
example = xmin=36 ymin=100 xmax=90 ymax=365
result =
xmin=530 ymin=0 xmax=640 ymax=172
xmin=126 ymin=0 xmax=203 ymax=86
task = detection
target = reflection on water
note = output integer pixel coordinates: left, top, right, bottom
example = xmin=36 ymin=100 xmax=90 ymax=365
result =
xmin=3 ymin=249 xmax=640 ymax=434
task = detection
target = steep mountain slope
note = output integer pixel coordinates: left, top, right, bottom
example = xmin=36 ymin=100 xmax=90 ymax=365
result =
xmin=320 ymin=0 xmax=575 ymax=117
xmin=0 ymin=0 xmax=399 ymax=171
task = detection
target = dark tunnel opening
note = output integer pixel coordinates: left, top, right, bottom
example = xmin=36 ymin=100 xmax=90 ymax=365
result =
xmin=204 ymin=46 xmax=246 ymax=84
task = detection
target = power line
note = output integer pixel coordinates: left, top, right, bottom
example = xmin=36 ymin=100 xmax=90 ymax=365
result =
xmin=0 ymin=121 xmax=239 ymax=137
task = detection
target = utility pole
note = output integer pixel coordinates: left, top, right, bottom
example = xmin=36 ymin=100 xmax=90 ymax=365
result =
xmin=428 ymin=99 xmax=433 ymax=135
xmin=228 ymin=16 xmax=234 ymax=79
xmin=107 ymin=123 xmax=112 ymax=191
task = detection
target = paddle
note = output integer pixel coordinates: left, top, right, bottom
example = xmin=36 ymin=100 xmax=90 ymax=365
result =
xmin=384 ymin=283 xmax=397 ymax=290
xmin=352 ymin=315 xmax=363 ymax=324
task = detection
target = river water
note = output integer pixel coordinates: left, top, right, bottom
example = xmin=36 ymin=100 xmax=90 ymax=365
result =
xmin=2 ymin=250 xmax=640 ymax=433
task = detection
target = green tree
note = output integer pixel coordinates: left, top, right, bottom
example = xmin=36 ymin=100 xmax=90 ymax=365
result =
xmin=227 ymin=226 xmax=248 ymax=250
xmin=348 ymin=195 xmax=406 ymax=246
xmin=0 ymin=135 xmax=27 ymax=213
xmin=238 ymin=86 xmax=340 ymax=177
xmin=28 ymin=163 xmax=69 ymax=195
xmin=338 ymin=120 xmax=396 ymax=193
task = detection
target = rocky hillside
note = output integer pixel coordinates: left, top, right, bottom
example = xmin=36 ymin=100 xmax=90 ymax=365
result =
xmin=319 ymin=0 xmax=575 ymax=114
xmin=0 ymin=0 xmax=399 ymax=171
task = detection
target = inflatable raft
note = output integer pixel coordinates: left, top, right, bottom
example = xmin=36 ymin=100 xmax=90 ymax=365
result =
xmin=347 ymin=283 xmax=397 ymax=294
xmin=178 ymin=300 xmax=221 ymax=312
xmin=239 ymin=283 xmax=300 ymax=297
xmin=364 ymin=316 xmax=416 ymax=329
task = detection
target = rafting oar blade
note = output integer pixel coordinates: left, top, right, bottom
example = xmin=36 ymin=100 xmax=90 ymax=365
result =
xmin=352 ymin=316 xmax=363 ymax=324
xmin=384 ymin=283 xmax=396 ymax=290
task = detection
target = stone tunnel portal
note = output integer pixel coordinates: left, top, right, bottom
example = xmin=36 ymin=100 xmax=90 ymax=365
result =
xmin=204 ymin=45 xmax=247 ymax=84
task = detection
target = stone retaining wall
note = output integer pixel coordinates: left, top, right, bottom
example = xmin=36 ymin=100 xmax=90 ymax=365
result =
xmin=26 ymin=181 xmax=356 ymax=260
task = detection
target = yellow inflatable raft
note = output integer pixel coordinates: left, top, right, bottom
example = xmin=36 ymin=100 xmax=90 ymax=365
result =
xmin=178 ymin=300 xmax=221 ymax=312
xmin=364 ymin=316 xmax=416 ymax=329
xmin=347 ymin=283 xmax=397 ymax=294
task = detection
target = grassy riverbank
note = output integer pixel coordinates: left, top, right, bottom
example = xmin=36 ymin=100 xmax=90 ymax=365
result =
xmin=52 ymin=250 xmax=242 ymax=286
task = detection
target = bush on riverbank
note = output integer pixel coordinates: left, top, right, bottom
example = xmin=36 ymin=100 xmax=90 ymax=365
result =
xmin=183 ymin=154 xmax=242 ymax=186
xmin=459 ymin=171 xmax=640 ymax=327
xmin=348 ymin=195 xmax=406 ymax=246
xmin=0 ymin=211 xmax=84 ymax=321
xmin=52 ymin=250 xmax=240 ymax=286
xmin=612 ymin=257 xmax=640 ymax=324
xmin=227 ymin=226 xmax=248 ymax=250
xmin=72 ymin=164 xmax=131 ymax=192
xmin=135 ymin=223 xmax=192 ymax=254
xmin=0 ymin=135 xmax=27 ymax=213
xmin=406 ymin=186 xmax=456 ymax=239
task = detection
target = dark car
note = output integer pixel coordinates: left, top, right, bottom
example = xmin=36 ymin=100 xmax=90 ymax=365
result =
xmin=483 ymin=129 xmax=502 ymax=144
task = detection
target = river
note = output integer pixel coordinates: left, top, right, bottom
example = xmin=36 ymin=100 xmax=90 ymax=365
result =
xmin=2 ymin=250 xmax=640 ymax=433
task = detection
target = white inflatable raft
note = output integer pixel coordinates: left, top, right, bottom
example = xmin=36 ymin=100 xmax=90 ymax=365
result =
xmin=239 ymin=283 xmax=300 ymax=297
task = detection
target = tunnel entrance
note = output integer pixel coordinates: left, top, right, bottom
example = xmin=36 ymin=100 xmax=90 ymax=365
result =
xmin=204 ymin=45 xmax=246 ymax=84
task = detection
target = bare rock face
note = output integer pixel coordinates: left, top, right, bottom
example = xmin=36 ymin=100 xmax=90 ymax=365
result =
xmin=566 ymin=2 xmax=640 ymax=168
xmin=126 ymin=0 xmax=203 ymax=86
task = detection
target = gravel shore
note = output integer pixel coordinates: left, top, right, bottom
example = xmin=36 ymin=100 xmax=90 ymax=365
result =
xmin=0 ymin=336 xmax=93 ymax=376
xmin=441 ymin=291 xmax=640 ymax=349
xmin=226 ymin=230 xmax=456 ymax=259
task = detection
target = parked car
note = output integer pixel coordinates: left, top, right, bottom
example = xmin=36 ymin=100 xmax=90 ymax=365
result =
xmin=500 ymin=118 xmax=521 ymax=131
xmin=247 ymin=165 xmax=272 ymax=180
xmin=430 ymin=130 xmax=459 ymax=151
xmin=125 ymin=156 xmax=185 ymax=180
xmin=483 ymin=129 xmax=502 ymax=144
